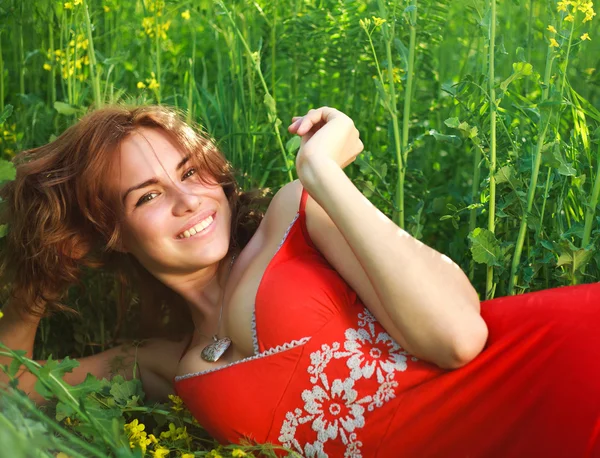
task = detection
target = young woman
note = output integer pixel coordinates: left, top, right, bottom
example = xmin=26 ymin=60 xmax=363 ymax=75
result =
xmin=0 ymin=105 xmax=598 ymax=458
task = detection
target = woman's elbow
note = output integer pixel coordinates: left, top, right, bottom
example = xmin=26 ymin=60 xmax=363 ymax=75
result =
xmin=440 ymin=315 xmax=489 ymax=370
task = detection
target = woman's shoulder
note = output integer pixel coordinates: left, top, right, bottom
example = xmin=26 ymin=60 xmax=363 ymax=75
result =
xmin=261 ymin=180 xmax=303 ymax=236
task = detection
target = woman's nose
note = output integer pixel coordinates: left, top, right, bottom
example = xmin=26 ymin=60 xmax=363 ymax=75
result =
xmin=172 ymin=186 xmax=201 ymax=215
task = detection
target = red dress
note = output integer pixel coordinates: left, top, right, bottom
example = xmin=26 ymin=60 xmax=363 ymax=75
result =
xmin=175 ymin=189 xmax=600 ymax=458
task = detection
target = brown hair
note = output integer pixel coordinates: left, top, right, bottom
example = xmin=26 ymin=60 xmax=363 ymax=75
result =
xmin=0 ymin=105 xmax=266 ymax=338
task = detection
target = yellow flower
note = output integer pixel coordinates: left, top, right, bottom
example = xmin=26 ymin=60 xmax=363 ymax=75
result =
xmin=43 ymin=63 xmax=52 ymax=71
xmin=583 ymin=67 xmax=596 ymax=75
xmin=581 ymin=32 xmax=591 ymax=40
xmin=56 ymin=453 xmax=71 ymax=458
xmin=103 ymin=5 xmax=110 ymax=12
xmin=359 ymin=18 xmax=372 ymax=30
xmin=180 ymin=454 xmax=194 ymax=458
xmin=168 ymin=394 xmax=185 ymax=412
xmin=550 ymin=38 xmax=560 ymax=47
xmin=148 ymin=78 xmax=160 ymax=90
xmin=181 ymin=10 xmax=191 ymax=20
xmin=150 ymin=446 xmax=170 ymax=458
xmin=0 ymin=311 xmax=4 ymax=319
xmin=372 ymin=16 xmax=386 ymax=27
xmin=64 ymin=2 xmax=73 ymax=9
xmin=583 ymin=9 xmax=596 ymax=22
xmin=207 ymin=451 xmax=223 ymax=458
xmin=557 ymin=0 xmax=570 ymax=12
xmin=564 ymin=14 xmax=575 ymax=21
xmin=547 ymin=25 xmax=557 ymax=33
xmin=73 ymin=0 xmax=82 ymax=4
xmin=232 ymin=450 xmax=248 ymax=457
xmin=137 ymin=81 xmax=146 ymax=89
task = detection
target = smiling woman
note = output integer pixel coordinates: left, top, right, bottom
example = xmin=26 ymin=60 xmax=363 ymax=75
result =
xmin=0 ymin=105 xmax=599 ymax=458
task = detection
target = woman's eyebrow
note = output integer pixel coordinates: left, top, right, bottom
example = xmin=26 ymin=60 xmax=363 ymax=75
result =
xmin=121 ymin=154 xmax=191 ymax=203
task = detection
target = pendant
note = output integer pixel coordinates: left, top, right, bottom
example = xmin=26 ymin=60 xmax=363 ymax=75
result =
xmin=201 ymin=336 xmax=232 ymax=362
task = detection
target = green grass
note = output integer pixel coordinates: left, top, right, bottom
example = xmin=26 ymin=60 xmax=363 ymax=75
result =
xmin=0 ymin=0 xmax=599 ymax=456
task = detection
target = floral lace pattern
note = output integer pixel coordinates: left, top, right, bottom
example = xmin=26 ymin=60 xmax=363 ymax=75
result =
xmin=278 ymin=309 xmax=412 ymax=457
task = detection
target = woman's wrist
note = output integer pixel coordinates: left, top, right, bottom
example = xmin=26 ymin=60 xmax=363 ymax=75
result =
xmin=296 ymin=155 xmax=342 ymax=201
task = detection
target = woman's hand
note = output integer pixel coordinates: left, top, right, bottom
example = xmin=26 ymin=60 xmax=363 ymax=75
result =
xmin=288 ymin=107 xmax=364 ymax=189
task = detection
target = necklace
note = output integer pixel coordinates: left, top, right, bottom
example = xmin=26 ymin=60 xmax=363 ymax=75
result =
xmin=199 ymin=253 xmax=236 ymax=363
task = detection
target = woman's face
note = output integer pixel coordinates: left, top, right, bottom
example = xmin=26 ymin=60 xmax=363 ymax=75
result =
xmin=112 ymin=127 xmax=231 ymax=276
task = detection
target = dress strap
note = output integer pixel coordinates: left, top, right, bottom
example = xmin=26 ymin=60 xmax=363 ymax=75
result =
xmin=298 ymin=187 xmax=318 ymax=251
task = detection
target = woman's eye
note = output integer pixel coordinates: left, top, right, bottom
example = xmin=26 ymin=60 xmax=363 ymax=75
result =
xmin=136 ymin=192 xmax=159 ymax=207
xmin=182 ymin=168 xmax=197 ymax=180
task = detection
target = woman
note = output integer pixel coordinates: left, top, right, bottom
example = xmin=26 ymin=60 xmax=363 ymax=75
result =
xmin=0 ymin=105 xmax=598 ymax=458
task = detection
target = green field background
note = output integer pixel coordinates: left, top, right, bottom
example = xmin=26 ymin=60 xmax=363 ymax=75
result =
xmin=0 ymin=0 xmax=599 ymax=455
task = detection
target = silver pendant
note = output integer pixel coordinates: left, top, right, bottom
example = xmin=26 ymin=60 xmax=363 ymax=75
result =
xmin=201 ymin=336 xmax=232 ymax=362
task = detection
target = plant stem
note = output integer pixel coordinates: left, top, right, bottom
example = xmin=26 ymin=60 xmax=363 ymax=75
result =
xmin=154 ymin=0 xmax=162 ymax=104
xmin=83 ymin=0 xmax=102 ymax=108
xmin=508 ymin=45 xmax=555 ymax=294
xmin=486 ymin=0 xmax=497 ymax=299
xmin=219 ymin=0 xmax=293 ymax=182
xmin=399 ymin=0 xmax=417 ymax=229
xmin=0 ymin=31 xmax=4 ymax=113
xmin=582 ymin=141 xmax=600 ymax=247
xmin=469 ymin=144 xmax=483 ymax=281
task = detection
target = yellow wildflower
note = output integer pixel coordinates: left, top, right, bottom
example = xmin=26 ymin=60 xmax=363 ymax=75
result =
xmin=207 ymin=451 xmax=223 ymax=458
xmin=148 ymin=77 xmax=160 ymax=90
xmin=180 ymin=454 xmax=194 ymax=458
xmin=64 ymin=2 xmax=73 ymax=9
xmin=73 ymin=0 xmax=82 ymax=4
xmin=0 ymin=311 xmax=4 ymax=319
xmin=168 ymin=394 xmax=185 ymax=412
xmin=150 ymin=446 xmax=170 ymax=458
xmin=583 ymin=9 xmax=596 ymax=22
xmin=43 ymin=63 xmax=52 ymax=71
xmin=584 ymin=67 xmax=596 ymax=75
xmin=232 ymin=450 xmax=248 ymax=457
xmin=103 ymin=5 xmax=110 ymax=12
xmin=56 ymin=453 xmax=71 ymax=458
xmin=581 ymin=32 xmax=591 ymax=40
xmin=359 ymin=17 xmax=372 ymax=31
xmin=557 ymin=0 xmax=570 ymax=12
xmin=181 ymin=10 xmax=191 ymax=20
xmin=372 ymin=16 xmax=386 ymax=27
xmin=550 ymin=38 xmax=560 ymax=47
xmin=124 ymin=419 xmax=146 ymax=438
xmin=547 ymin=25 xmax=557 ymax=33
xmin=137 ymin=81 xmax=146 ymax=89
xmin=564 ymin=14 xmax=575 ymax=21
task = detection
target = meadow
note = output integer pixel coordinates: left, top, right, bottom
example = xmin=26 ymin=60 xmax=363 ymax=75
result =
xmin=0 ymin=0 xmax=598 ymax=456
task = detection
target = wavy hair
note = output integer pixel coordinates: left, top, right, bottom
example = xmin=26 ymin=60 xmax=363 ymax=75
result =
xmin=0 ymin=106 xmax=266 ymax=338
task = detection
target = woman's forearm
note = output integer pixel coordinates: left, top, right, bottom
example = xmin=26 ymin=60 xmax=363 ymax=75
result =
xmin=299 ymin=157 xmax=486 ymax=368
xmin=0 ymin=300 xmax=43 ymax=381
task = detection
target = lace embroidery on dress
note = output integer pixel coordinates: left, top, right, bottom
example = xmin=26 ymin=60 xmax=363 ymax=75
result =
xmin=278 ymin=308 xmax=413 ymax=458
xmin=175 ymin=337 xmax=311 ymax=381
xmin=250 ymin=212 xmax=300 ymax=355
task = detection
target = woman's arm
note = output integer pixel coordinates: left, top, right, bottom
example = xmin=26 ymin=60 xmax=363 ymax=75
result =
xmin=0 ymin=300 xmax=183 ymax=404
xmin=290 ymin=107 xmax=487 ymax=369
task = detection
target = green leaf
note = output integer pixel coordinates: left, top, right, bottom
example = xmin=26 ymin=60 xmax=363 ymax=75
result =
xmin=429 ymin=130 xmax=462 ymax=147
xmin=444 ymin=117 xmax=460 ymax=128
xmin=0 ymin=105 xmax=13 ymax=126
xmin=0 ymin=160 xmax=16 ymax=182
xmin=494 ymin=165 xmax=515 ymax=185
xmin=0 ymin=224 xmax=7 ymax=238
xmin=109 ymin=376 xmax=143 ymax=406
xmin=285 ymin=135 xmax=301 ymax=155
xmin=54 ymin=101 xmax=80 ymax=116
xmin=468 ymin=228 xmax=503 ymax=266
xmin=557 ymin=248 xmax=592 ymax=272
xmin=35 ymin=356 xmax=80 ymax=399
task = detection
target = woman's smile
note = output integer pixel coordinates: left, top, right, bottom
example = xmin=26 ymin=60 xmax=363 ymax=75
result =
xmin=177 ymin=212 xmax=217 ymax=239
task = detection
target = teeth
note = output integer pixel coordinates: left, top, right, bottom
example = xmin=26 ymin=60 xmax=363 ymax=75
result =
xmin=178 ymin=215 xmax=214 ymax=239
